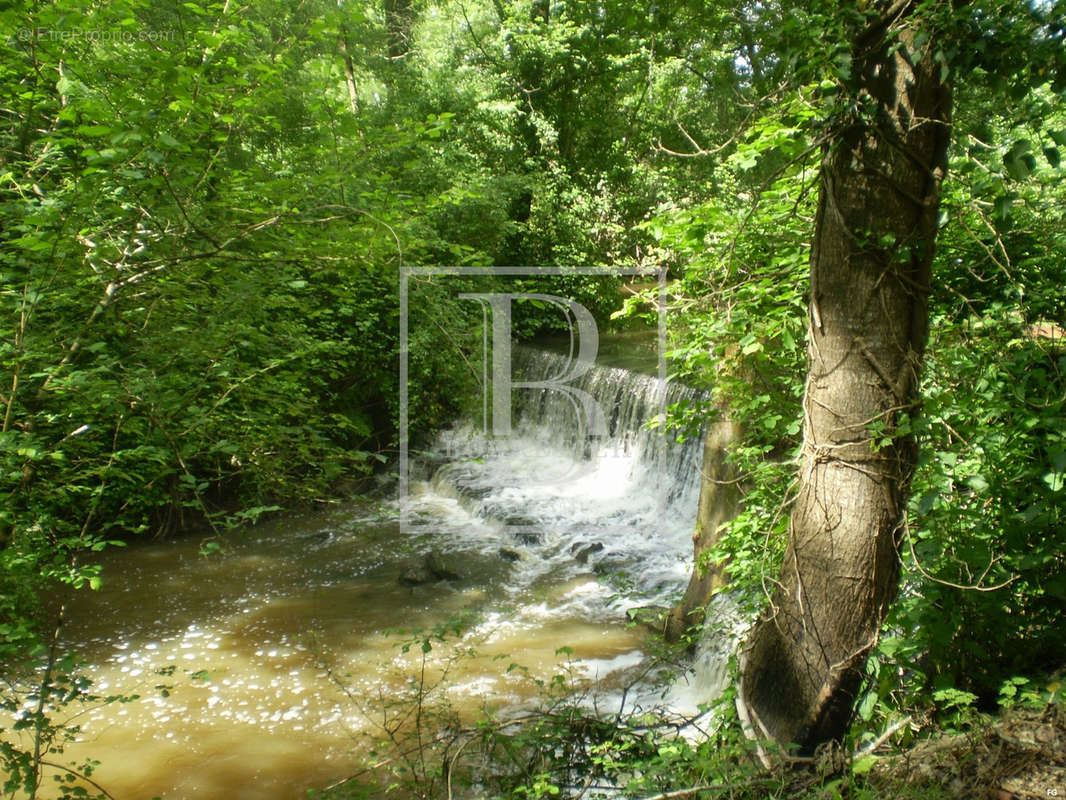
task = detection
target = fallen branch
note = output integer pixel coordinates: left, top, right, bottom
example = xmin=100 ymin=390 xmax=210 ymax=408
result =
xmin=637 ymin=776 xmax=779 ymax=800
xmin=855 ymin=715 xmax=913 ymax=759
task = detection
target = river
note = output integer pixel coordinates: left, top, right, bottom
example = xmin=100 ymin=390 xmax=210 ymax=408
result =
xmin=39 ymin=346 xmax=710 ymax=799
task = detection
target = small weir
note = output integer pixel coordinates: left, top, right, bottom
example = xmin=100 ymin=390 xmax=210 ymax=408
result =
xmin=39 ymin=346 xmax=718 ymax=799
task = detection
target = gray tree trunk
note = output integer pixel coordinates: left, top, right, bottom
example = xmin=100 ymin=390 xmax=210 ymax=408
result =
xmin=738 ymin=6 xmax=953 ymax=751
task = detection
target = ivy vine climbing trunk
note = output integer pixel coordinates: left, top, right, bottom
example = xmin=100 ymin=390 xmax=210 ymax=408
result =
xmin=738 ymin=3 xmax=954 ymax=751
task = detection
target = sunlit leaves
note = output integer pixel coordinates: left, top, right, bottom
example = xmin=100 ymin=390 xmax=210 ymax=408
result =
xmin=0 ymin=0 xmax=486 ymax=673
xmin=893 ymin=311 xmax=1066 ymax=700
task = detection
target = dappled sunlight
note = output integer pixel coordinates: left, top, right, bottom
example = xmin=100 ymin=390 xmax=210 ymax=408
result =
xmin=51 ymin=508 xmax=655 ymax=799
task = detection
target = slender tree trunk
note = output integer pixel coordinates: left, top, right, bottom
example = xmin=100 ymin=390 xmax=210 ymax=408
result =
xmin=384 ymin=0 xmax=413 ymax=61
xmin=381 ymin=0 xmax=413 ymax=105
xmin=665 ymin=417 xmax=742 ymax=642
xmin=339 ymin=26 xmax=360 ymax=114
xmin=738 ymin=6 xmax=953 ymax=751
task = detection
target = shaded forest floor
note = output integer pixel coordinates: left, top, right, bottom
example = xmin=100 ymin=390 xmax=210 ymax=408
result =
xmin=870 ymin=705 xmax=1065 ymax=800
xmin=779 ymin=704 xmax=1066 ymax=800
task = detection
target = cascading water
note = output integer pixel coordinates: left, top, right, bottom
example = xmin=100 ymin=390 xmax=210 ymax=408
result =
xmin=405 ymin=345 xmax=748 ymax=723
xmin=405 ymin=345 xmax=707 ymax=617
xmin=44 ymin=345 xmax=730 ymax=799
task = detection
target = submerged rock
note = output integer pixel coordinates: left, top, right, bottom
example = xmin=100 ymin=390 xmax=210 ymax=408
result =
xmin=572 ymin=542 xmax=604 ymax=565
xmin=425 ymin=551 xmax=463 ymax=581
xmin=512 ymin=529 xmax=543 ymax=546
xmin=593 ymin=556 xmax=628 ymax=577
xmin=503 ymin=514 xmax=537 ymax=527
xmin=398 ymin=564 xmax=434 ymax=586
xmin=398 ymin=551 xmax=465 ymax=586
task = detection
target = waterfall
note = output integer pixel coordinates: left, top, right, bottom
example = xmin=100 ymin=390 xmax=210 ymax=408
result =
xmin=404 ymin=345 xmax=750 ymax=721
xmin=53 ymin=347 xmax=742 ymax=799
xmin=405 ymin=345 xmax=706 ymax=611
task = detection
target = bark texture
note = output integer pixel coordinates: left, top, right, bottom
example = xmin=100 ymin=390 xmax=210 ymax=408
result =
xmin=665 ymin=418 xmax=742 ymax=643
xmin=738 ymin=6 xmax=953 ymax=751
xmin=384 ymin=0 xmax=413 ymax=60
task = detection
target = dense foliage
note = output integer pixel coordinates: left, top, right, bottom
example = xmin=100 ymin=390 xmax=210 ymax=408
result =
xmin=0 ymin=0 xmax=468 ymax=651
xmin=1 ymin=0 xmax=1064 ymax=796
xmin=654 ymin=0 xmax=1066 ymax=730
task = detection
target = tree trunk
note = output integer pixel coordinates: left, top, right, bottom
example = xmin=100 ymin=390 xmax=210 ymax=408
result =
xmin=665 ymin=417 xmax=742 ymax=643
xmin=384 ymin=0 xmax=413 ymax=61
xmin=738 ymin=6 xmax=953 ymax=752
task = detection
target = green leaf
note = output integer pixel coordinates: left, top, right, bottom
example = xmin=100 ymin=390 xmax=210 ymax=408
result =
xmin=1003 ymin=140 xmax=1035 ymax=180
xmin=993 ymin=194 xmax=1014 ymax=220
xmin=76 ymin=124 xmax=112 ymax=136
xmin=936 ymin=451 xmax=957 ymax=468
xmin=1042 ymin=472 xmax=1064 ymax=492
xmin=933 ymin=687 xmax=978 ymax=709
xmin=199 ymin=540 xmax=225 ymax=557
xmin=852 ymin=754 xmax=878 ymax=775
xmin=857 ymin=691 xmax=878 ymax=721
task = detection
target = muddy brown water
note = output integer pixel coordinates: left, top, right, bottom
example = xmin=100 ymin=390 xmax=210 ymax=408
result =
xmin=23 ymin=344 xmax=711 ymax=799
xmin=33 ymin=504 xmax=646 ymax=799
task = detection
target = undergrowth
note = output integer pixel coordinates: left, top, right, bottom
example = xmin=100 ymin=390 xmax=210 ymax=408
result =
xmin=312 ymin=616 xmax=1066 ymax=800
